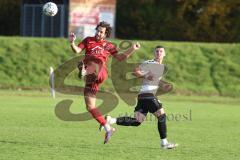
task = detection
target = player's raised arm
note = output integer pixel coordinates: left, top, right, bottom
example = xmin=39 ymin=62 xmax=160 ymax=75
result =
xmin=113 ymin=42 xmax=140 ymax=61
xmin=69 ymin=32 xmax=83 ymax=54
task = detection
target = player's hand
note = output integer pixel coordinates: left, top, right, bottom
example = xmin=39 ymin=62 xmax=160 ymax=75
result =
xmin=132 ymin=42 xmax=140 ymax=50
xmin=69 ymin=32 xmax=76 ymax=44
xmin=162 ymin=84 xmax=172 ymax=92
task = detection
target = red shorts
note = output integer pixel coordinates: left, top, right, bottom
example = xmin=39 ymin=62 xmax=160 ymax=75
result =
xmin=84 ymin=63 xmax=108 ymax=96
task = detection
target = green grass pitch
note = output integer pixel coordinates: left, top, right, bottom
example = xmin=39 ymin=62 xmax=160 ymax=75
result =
xmin=0 ymin=90 xmax=239 ymax=160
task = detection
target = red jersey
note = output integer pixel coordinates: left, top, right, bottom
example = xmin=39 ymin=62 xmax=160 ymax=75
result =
xmin=78 ymin=37 xmax=118 ymax=64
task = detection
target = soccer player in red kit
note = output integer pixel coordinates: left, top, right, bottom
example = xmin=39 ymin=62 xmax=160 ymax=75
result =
xmin=69 ymin=21 xmax=140 ymax=144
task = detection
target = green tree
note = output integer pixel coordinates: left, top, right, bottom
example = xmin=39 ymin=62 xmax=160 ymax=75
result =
xmin=174 ymin=0 xmax=240 ymax=42
xmin=116 ymin=0 xmax=240 ymax=42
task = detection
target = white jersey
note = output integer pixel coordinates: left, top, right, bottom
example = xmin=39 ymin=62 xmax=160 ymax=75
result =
xmin=139 ymin=59 xmax=165 ymax=95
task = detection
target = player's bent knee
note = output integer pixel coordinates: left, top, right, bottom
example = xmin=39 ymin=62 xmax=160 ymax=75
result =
xmin=157 ymin=114 xmax=166 ymax=123
xmin=86 ymin=105 xmax=95 ymax=111
xmin=160 ymin=108 xmax=165 ymax=115
xmin=154 ymin=108 xmax=165 ymax=117
xmin=134 ymin=112 xmax=146 ymax=123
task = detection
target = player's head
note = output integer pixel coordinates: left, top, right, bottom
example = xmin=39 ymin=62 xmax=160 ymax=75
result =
xmin=154 ymin=45 xmax=165 ymax=60
xmin=95 ymin=21 xmax=112 ymax=40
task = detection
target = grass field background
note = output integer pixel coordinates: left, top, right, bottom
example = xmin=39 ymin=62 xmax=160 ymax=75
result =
xmin=0 ymin=90 xmax=239 ymax=160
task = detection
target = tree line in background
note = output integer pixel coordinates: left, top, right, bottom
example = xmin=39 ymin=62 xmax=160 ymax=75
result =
xmin=0 ymin=0 xmax=240 ymax=42
xmin=116 ymin=0 xmax=240 ymax=42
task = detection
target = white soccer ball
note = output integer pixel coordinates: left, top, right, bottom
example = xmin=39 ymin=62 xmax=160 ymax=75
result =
xmin=42 ymin=2 xmax=58 ymax=17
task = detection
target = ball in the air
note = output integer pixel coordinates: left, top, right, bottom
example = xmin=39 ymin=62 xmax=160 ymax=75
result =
xmin=42 ymin=2 xmax=58 ymax=17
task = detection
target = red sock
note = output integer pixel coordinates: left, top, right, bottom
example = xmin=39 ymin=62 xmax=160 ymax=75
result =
xmin=89 ymin=108 xmax=106 ymax=126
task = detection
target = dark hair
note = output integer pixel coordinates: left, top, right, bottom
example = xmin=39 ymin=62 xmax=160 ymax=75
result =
xmin=95 ymin=21 xmax=112 ymax=38
xmin=155 ymin=45 xmax=164 ymax=49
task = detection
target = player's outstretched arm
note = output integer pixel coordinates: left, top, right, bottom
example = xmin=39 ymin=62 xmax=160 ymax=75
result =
xmin=113 ymin=42 xmax=140 ymax=61
xmin=69 ymin=32 xmax=82 ymax=54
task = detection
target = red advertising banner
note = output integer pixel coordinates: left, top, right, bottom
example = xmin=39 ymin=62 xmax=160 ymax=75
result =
xmin=69 ymin=0 xmax=116 ymax=38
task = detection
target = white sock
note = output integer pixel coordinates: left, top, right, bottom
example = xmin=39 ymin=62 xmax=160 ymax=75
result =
xmin=161 ymin=138 xmax=168 ymax=145
xmin=110 ymin=118 xmax=117 ymax=124
xmin=104 ymin=124 xmax=111 ymax=132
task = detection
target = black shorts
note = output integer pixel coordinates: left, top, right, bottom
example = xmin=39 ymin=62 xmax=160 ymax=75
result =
xmin=134 ymin=93 xmax=162 ymax=115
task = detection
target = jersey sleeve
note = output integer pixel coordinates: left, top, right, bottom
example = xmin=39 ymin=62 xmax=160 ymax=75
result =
xmin=78 ymin=37 xmax=88 ymax=49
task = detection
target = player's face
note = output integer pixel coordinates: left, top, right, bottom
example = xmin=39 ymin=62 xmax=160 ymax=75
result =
xmin=95 ymin=26 xmax=107 ymax=41
xmin=155 ymin=48 xmax=165 ymax=60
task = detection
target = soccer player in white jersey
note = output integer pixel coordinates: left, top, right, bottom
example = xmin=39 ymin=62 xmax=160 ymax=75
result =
xmin=102 ymin=45 xmax=178 ymax=149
